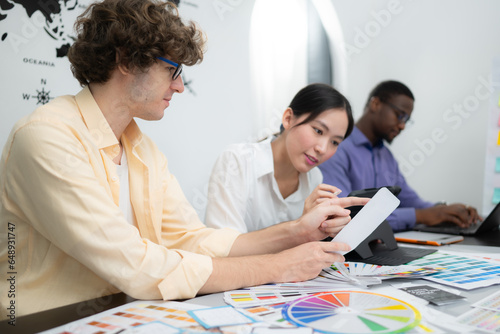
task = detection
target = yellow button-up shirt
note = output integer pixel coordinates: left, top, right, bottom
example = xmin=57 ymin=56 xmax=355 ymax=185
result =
xmin=0 ymin=87 xmax=240 ymax=319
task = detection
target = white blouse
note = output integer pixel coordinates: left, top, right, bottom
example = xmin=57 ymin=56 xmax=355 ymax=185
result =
xmin=204 ymin=136 xmax=322 ymax=233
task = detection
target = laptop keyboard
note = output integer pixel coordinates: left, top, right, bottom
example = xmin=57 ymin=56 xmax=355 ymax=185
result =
xmin=414 ymin=222 xmax=478 ymax=235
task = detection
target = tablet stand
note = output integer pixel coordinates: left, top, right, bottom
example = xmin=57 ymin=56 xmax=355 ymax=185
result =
xmin=343 ymin=205 xmax=436 ymax=265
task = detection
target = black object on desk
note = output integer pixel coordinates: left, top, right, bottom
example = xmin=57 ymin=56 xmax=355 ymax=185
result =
xmin=460 ymin=229 xmax=500 ymax=247
xmin=344 ymin=220 xmax=436 ymax=265
xmin=344 ymin=186 xmax=436 ymax=265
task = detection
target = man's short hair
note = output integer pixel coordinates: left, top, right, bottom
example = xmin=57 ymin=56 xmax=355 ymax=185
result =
xmin=365 ymin=80 xmax=415 ymax=107
xmin=68 ymin=0 xmax=205 ymax=86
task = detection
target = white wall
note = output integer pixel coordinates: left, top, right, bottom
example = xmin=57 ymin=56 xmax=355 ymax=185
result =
xmin=136 ymin=1 xmax=257 ymax=217
xmin=176 ymin=0 xmax=500 ymax=217
xmin=330 ymin=0 xmax=500 ymax=215
xmin=1 ymin=0 xmax=499 ymax=219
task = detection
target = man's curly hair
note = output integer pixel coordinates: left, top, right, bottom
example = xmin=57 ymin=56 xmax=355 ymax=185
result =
xmin=68 ymin=0 xmax=205 ymax=86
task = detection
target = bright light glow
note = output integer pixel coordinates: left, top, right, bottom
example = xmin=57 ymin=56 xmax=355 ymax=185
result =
xmin=311 ymin=0 xmax=347 ymax=92
xmin=249 ymin=0 xmax=308 ymax=136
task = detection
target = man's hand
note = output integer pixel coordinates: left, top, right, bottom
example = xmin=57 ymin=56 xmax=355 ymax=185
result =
xmin=204 ymin=198 xmax=369 ymax=295
xmin=416 ymin=203 xmax=482 ymax=228
xmin=272 ymin=241 xmax=350 ymax=282
xmin=200 ymin=241 xmax=350 ymax=295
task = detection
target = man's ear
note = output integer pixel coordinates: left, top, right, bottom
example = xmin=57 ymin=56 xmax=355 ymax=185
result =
xmin=281 ymin=108 xmax=295 ymax=130
xmin=368 ymin=96 xmax=383 ymax=114
xmin=117 ymin=63 xmax=130 ymax=76
xmin=116 ymin=49 xmax=130 ymax=76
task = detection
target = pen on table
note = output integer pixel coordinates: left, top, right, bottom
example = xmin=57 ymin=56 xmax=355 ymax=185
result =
xmin=395 ymin=238 xmax=441 ymax=246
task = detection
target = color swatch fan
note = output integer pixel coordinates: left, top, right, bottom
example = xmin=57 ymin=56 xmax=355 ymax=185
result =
xmin=282 ymin=290 xmax=421 ymax=334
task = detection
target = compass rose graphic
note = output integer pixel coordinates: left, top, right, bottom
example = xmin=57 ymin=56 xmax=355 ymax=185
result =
xmin=22 ymin=79 xmax=54 ymax=105
xmin=34 ymin=87 xmax=53 ymax=105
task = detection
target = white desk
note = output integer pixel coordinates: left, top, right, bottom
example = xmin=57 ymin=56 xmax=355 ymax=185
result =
xmin=1 ymin=243 xmax=498 ymax=333
xmin=187 ymin=243 xmax=500 ymax=326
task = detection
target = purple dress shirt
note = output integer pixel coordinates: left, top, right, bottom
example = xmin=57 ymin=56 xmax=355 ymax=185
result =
xmin=319 ymin=126 xmax=434 ymax=231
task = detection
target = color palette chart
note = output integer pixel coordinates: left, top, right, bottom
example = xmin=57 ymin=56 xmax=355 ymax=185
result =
xmin=406 ymin=251 xmax=500 ymax=290
xmin=224 ymin=289 xmax=319 ymax=308
xmin=40 ymin=301 xmax=201 ymax=334
xmin=282 ymin=290 xmax=421 ymax=334
xmin=472 ymin=289 xmax=500 ymax=311
xmin=241 ymin=302 xmax=292 ymax=327
xmin=457 ymin=291 xmax=500 ymax=333
xmin=456 ymin=290 xmax=500 ymax=333
xmin=456 ymin=308 xmax=500 ymax=333
xmin=327 ymin=262 xmax=445 ymax=279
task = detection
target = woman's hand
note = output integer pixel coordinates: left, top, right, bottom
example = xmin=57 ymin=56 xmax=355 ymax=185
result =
xmin=297 ymin=196 xmax=370 ymax=241
xmin=303 ymin=184 xmax=342 ymax=215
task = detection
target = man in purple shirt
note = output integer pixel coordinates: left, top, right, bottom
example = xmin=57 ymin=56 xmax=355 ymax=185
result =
xmin=319 ymin=80 xmax=480 ymax=231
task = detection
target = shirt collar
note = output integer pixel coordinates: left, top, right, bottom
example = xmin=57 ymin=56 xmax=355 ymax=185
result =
xmin=122 ymin=120 xmax=143 ymax=148
xmin=75 ymin=86 xmax=118 ymax=149
xmin=75 ymin=86 xmax=143 ymax=149
xmin=351 ymin=126 xmax=384 ymax=149
xmin=254 ymin=136 xmax=275 ymax=178
xmin=254 ymin=135 xmax=314 ymax=200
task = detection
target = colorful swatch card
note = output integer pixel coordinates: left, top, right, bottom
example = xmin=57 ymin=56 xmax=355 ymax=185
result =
xmin=39 ymin=300 xmax=203 ymax=334
xmin=456 ymin=308 xmax=500 ymax=333
xmin=406 ymin=251 xmax=500 ymax=290
xmin=241 ymin=302 xmax=292 ymax=327
xmin=187 ymin=305 xmax=257 ymax=329
xmin=472 ymin=290 xmax=500 ymax=312
xmin=252 ymin=327 xmax=313 ymax=333
xmin=328 ymin=262 xmax=445 ymax=279
xmin=119 ymin=321 xmax=180 ymax=333
xmin=224 ymin=289 xmax=318 ymax=308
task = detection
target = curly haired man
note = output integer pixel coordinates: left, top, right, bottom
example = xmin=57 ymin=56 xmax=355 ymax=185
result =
xmin=0 ymin=0 xmax=367 ymax=318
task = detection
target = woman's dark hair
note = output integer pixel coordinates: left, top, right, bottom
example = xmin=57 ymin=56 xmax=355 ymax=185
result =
xmin=68 ymin=0 xmax=205 ymax=86
xmin=286 ymin=83 xmax=354 ymax=139
xmin=365 ymin=80 xmax=415 ymax=107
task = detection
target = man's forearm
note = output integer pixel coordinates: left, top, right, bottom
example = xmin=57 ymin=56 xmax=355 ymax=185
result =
xmin=198 ymin=254 xmax=279 ymax=295
xmin=228 ymin=219 xmax=309 ymax=257
xmin=199 ymin=240 xmax=351 ymax=295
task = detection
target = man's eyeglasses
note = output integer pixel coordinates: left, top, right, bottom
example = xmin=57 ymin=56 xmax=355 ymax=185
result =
xmin=384 ymin=101 xmax=411 ymax=124
xmin=157 ymin=56 xmax=183 ymax=81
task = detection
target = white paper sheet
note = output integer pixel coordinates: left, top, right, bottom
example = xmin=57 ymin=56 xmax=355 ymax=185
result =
xmin=332 ymin=187 xmax=400 ymax=255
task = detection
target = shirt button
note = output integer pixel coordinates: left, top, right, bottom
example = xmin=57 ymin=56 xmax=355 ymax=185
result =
xmin=111 ymin=176 xmax=118 ymax=182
